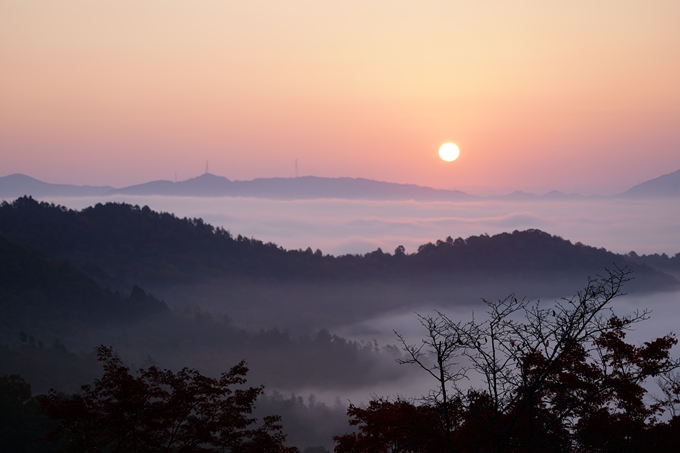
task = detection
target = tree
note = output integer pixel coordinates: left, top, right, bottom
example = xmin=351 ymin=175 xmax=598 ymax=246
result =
xmin=335 ymin=268 xmax=680 ymax=452
xmin=37 ymin=346 xmax=298 ymax=453
xmin=333 ymin=398 xmax=450 ymax=453
xmin=0 ymin=374 xmax=55 ymax=452
xmin=394 ymin=316 xmax=465 ymax=453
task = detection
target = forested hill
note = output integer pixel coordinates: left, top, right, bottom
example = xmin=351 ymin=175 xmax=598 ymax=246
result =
xmin=0 ymin=230 xmax=410 ymax=397
xmin=0 ymin=232 xmax=168 ymax=343
xmin=0 ymin=197 xmax=675 ymax=291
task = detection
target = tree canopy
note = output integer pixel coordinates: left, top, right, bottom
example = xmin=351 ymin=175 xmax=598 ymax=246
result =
xmin=335 ymin=268 xmax=680 ymax=453
xmin=37 ymin=346 xmax=298 ymax=453
xmin=0 ymin=197 xmax=673 ymax=287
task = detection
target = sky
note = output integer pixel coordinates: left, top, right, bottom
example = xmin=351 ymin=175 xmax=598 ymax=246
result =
xmin=2 ymin=1 xmax=680 ymax=195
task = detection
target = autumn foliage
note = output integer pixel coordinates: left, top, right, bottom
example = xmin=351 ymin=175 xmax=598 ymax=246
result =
xmin=334 ymin=269 xmax=680 ymax=453
xmin=37 ymin=346 xmax=297 ymax=453
xmin=333 ymin=398 xmax=447 ymax=453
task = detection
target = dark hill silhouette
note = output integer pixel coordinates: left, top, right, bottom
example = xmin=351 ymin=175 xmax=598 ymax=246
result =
xmin=0 ymin=232 xmax=168 ymax=344
xmin=0 ymin=227 xmax=411 ymax=394
xmin=625 ymin=250 xmax=680 ymax=277
xmin=111 ymin=173 xmax=478 ymax=201
xmin=0 ymin=173 xmax=597 ymax=201
xmin=0 ymin=197 xmax=674 ymax=290
xmin=1 ymin=197 xmax=678 ymax=397
xmin=0 ymin=173 xmax=476 ymax=201
xmin=0 ymin=173 xmax=112 ymax=198
xmin=620 ymin=168 xmax=680 ymax=198
xmin=3 ymin=168 xmax=678 ymax=200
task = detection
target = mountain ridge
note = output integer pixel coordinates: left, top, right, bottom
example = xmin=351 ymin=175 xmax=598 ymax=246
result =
xmin=0 ymin=196 xmax=675 ymax=288
xmin=1 ymin=168 xmax=678 ymax=200
xmin=0 ymin=173 xmax=113 ymax=198
xmin=109 ymin=173 xmax=478 ymax=201
xmin=1 ymin=196 xmax=677 ymax=341
xmin=621 ymin=168 xmax=680 ymax=198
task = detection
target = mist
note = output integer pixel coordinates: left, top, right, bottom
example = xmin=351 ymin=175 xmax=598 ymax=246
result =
xmin=264 ymin=286 xmax=680 ymax=449
xmin=3 ymin=194 xmax=679 ymax=451
xmin=40 ymin=195 xmax=680 ymax=256
xmin=325 ymin=286 xmax=680 ymax=407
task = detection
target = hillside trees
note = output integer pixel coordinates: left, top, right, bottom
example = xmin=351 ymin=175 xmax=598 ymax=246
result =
xmin=333 ymin=398 xmax=447 ymax=453
xmin=0 ymin=374 xmax=54 ymax=452
xmin=37 ymin=346 xmax=298 ymax=453
xmin=335 ymin=268 xmax=680 ymax=452
xmin=1 ymin=197 xmax=675 ymax=288
xmin=0 ymin=232 xmax=169 ymax=347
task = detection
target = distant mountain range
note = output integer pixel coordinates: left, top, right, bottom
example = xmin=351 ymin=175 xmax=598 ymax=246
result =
xmin=110 ymin=173 xmax=476 ymax=201
xmin=1 ymin=168 xmax=679 ymax=201
xmin=1 ymin=196 xmax=676 ymax=293
xmin=620 ymin=168 xmax=680 ymax=198
xmin=0 ymin=173 xmax=113 ymax=198
xmin=1 ymin=197 xmax=677 ymax=396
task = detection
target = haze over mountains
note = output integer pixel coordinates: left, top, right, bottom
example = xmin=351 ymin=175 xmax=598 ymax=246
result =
xmin=1 ymin=196 xmax=677 ymax=334
xmin=2 ymin=168 xmax=680 ymax=201
xmin=621 ymin=168 xmax=680 ymax=198
xmin=2 ymin=194 xmax=679 ymax=451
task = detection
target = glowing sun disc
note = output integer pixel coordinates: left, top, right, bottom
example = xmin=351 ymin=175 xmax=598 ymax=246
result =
xmin=439 ymin=143 xmax=460 ymax=162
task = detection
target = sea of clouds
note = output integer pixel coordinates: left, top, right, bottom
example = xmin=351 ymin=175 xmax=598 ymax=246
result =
xmin=41 ymin=195 xmax=680 ymax=256
xmin=29 ymin=194 xmax=680 ymax=409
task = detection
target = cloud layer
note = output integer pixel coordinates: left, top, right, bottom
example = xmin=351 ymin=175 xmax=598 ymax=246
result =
xmin=44 ymin=195 xmax=680 ymax=256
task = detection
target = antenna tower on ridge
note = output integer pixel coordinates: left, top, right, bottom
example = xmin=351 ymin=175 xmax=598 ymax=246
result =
xmin=205 ymin=161 xmax=209 ymax=175
xmin=295 ymin=159 xmax=298 ymax=178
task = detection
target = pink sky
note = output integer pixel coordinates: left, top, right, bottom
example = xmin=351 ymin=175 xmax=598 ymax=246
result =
xmin=2 ymin=1 xmax=679 ymax=195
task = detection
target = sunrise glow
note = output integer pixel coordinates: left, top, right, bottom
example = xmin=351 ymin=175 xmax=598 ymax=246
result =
xmin=1 ymin=1 xmax=679 ymax=194
xmin=439 ymin=143 xmax=460 ymax=162
xmin=2 ymin=4 xmax=680 ymax=447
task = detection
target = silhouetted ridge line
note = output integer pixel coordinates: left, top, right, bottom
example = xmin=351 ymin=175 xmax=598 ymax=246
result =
xmin=620 ymin=168 xmax=680 ymax=198
xmin=110 ymin=174 xmax=479 ymax=201
xmin=0 ymin=173 xmax=113 ymax=198
xmin=3 ymin=168 xmax=679 ymax=199
xmin=0 ymin=197 xmax=674 ymax=290
xmin=0 ymin=173 xmax=477 ymax=201
xmin=1 ymin=196 xmax=677 ymax=396
xmin=0 ymin=231 xmax=169 ymax=344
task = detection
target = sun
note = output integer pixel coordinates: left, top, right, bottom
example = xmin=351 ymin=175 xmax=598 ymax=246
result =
xmin=438 ymin=143 xmax=460 ymax=162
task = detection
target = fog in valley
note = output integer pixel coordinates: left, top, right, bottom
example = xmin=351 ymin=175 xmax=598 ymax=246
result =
xmin=43 ymin=194 xmax=680 ymax=256
xmin=3 ymin=194 xmax=679 ymax=451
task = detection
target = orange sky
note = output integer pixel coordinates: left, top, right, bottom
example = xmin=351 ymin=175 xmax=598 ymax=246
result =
xmin=1 ymin=0 xmax=679 ymax=194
